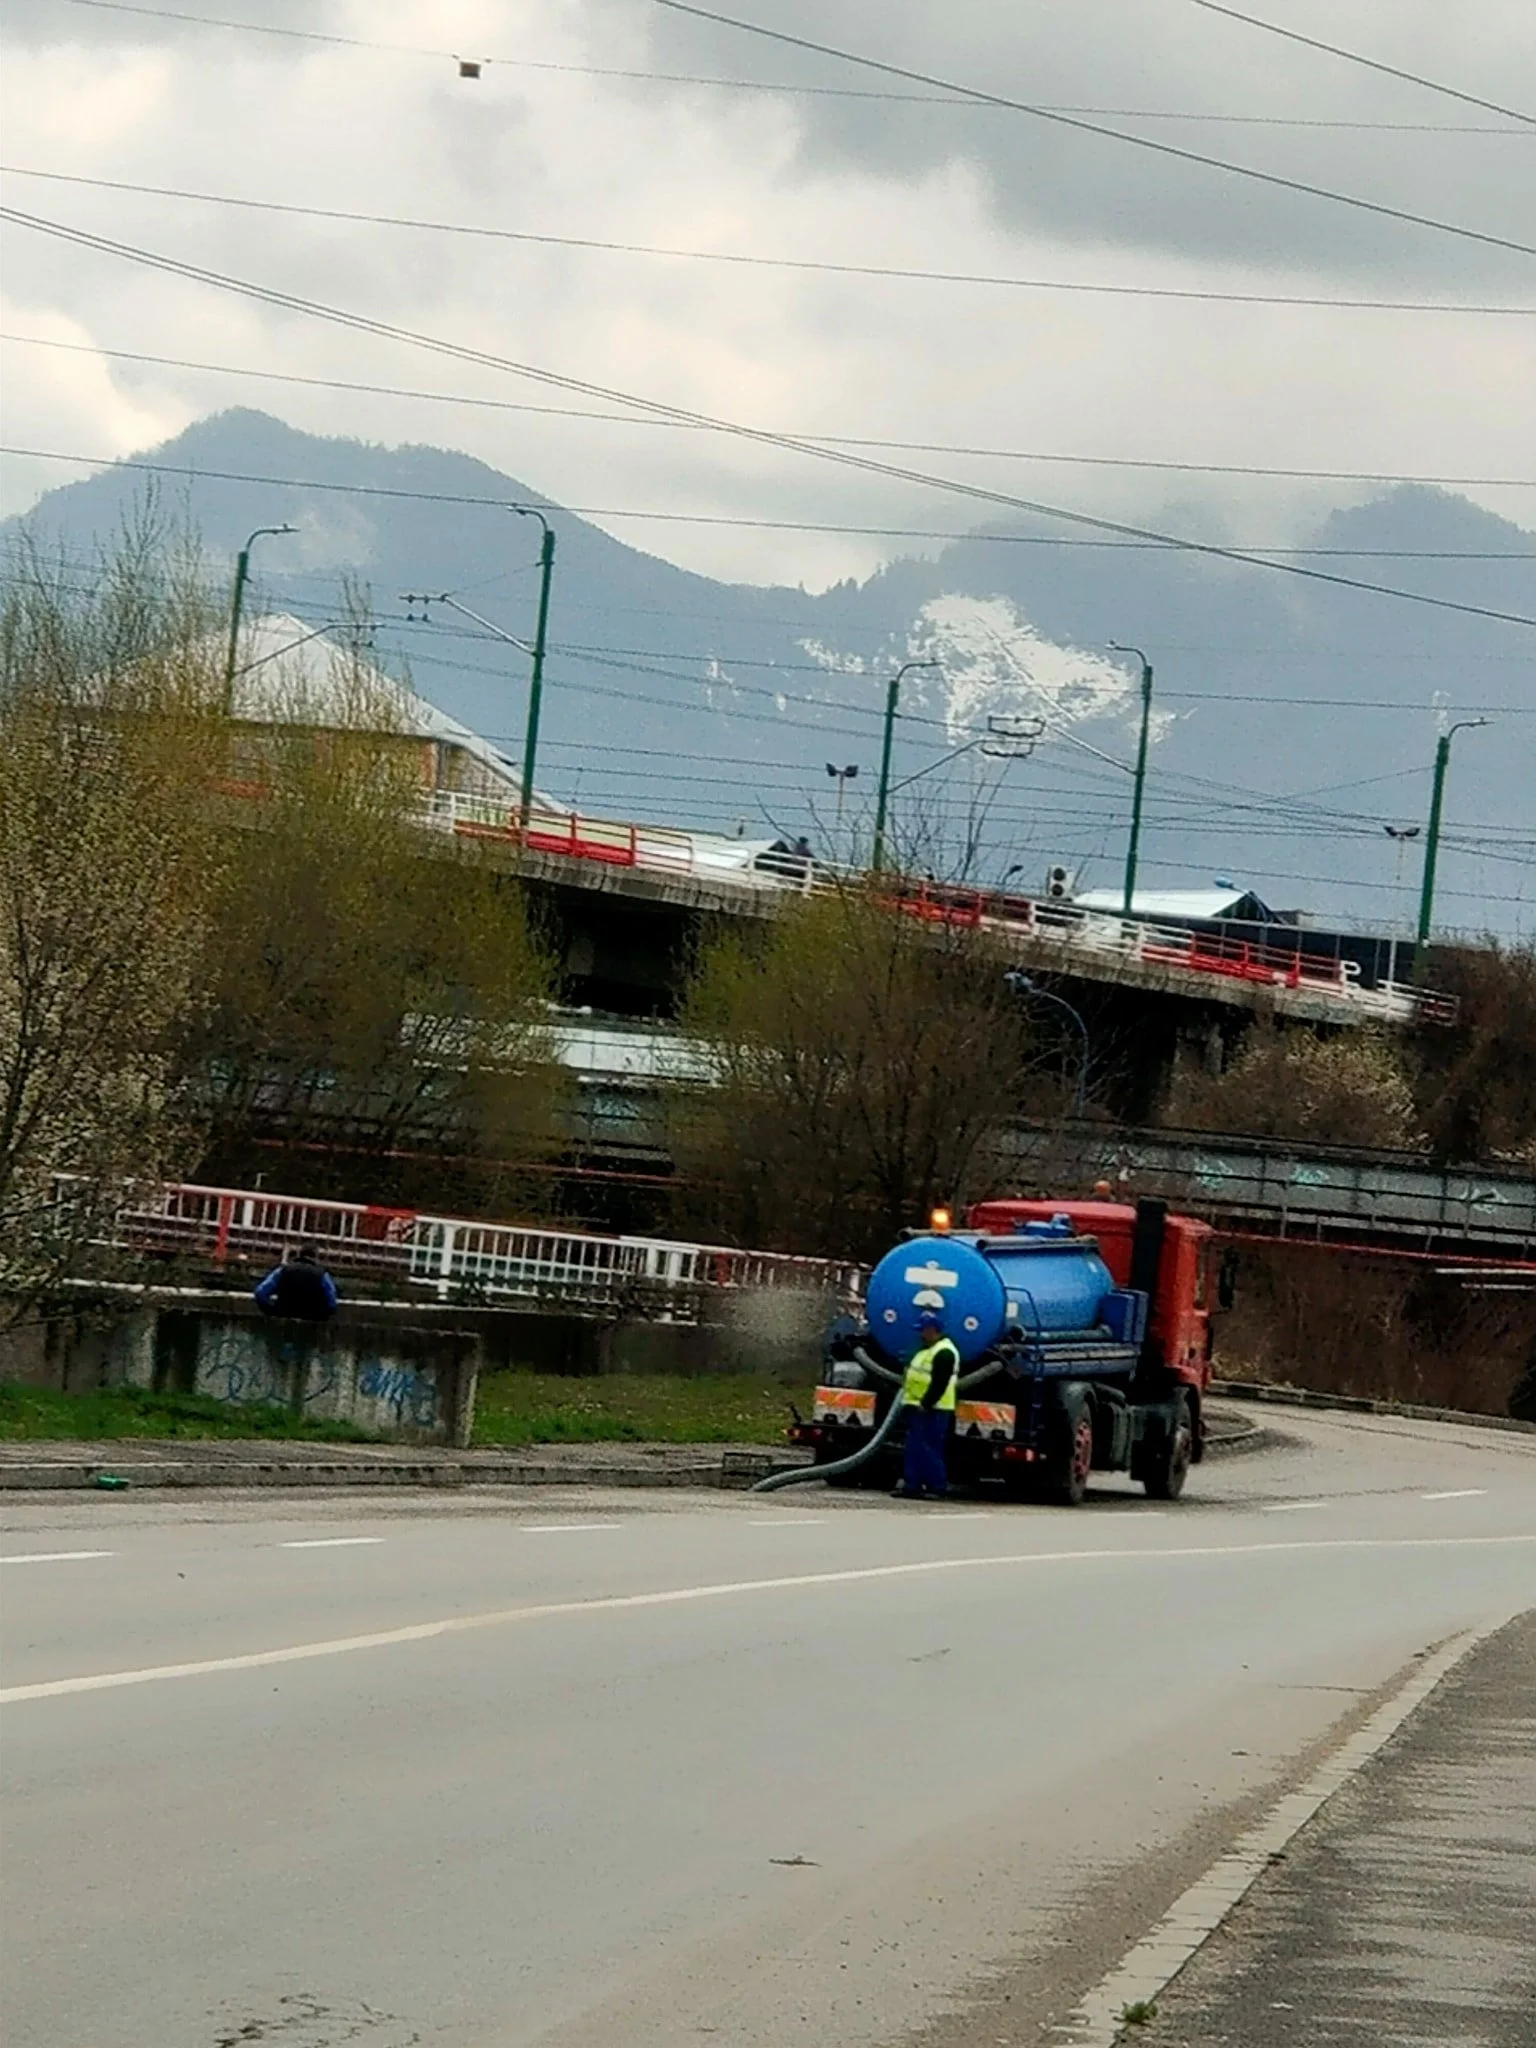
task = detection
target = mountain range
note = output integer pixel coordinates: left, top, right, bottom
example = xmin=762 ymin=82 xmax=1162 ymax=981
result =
xmin=5 ymin=409 xmax=1532 ymax=939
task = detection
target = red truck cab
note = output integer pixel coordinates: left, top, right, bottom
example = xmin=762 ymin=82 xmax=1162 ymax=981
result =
xmin=966 ymin=1197 xmax=1216 ymax=1400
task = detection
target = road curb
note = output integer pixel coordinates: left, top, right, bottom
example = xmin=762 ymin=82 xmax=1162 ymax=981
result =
xmin=1210 ymin=1378 xmax=1535 ymax=1436
xmin=1059 ymin=1610 xmax=1528 ymax=2046
xmin=0 ymin=1451 xmax=808 ymax=1493
xmin=0 ymin=1412 xmax=1260 ymax=1494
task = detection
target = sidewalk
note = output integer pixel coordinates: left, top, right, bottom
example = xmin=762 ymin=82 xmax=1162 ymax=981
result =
xmin=0 ymin=1436 xmax=798 ymax=1491
xmin=1131 ymin=1609 xmax=1536 ymax=2047
xmin=0 ymin=1405 xmax=1260 ymax=1491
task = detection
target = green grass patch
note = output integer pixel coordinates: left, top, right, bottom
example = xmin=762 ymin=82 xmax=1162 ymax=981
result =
xmin=0 ymin=1381 xmax=376 ymax=1443
xmin=0 ymin=1373 xmax=811 ymax=1447
xmin=471 ymin=1372 xmax=810 ymax=1448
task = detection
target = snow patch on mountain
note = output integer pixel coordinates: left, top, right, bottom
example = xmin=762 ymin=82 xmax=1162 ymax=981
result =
xmin=904 ymin=594 xmax=1161 ymax=743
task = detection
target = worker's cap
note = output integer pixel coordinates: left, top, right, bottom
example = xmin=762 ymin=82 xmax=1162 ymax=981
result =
xmin=917 ymin=1308 xmax=944 ymax=1329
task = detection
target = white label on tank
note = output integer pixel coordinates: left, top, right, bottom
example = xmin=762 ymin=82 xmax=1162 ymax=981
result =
xmin=1006 ymin=1302 xmax=1018 ymax=1319
xmin=904 ymin=1261 xmax=959 ymax=1290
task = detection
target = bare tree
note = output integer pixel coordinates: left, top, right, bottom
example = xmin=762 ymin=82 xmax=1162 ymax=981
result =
xmin=671 ymin=880 xmax=1042 ymax=1261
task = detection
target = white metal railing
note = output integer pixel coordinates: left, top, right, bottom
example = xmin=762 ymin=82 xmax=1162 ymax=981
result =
xmin=110 ymin=1181 xmax=863 ymax=1308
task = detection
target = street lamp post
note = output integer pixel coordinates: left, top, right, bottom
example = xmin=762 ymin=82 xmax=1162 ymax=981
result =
xmin=1105 ymin=643 xmax=1155 ymax=917
xmin=825 ymin=762 xmax=859 ymax=854
xmin=513 ymin=508 xmax=556 ymax=836
xmin=401 ymin=503 xmax=555 ymax=834
xmin=871 ymin=658 xmax=939 ymax=871
xmin=1005 ymin=970 xmax=1090 ymax=1119
xmin=223 ymin=523 xmax=295 ymax=712
xmin=1414 ymin=718 xmax=1489 ymax=980
xmin=1108 ymin=642 xmax=1154 ymax=916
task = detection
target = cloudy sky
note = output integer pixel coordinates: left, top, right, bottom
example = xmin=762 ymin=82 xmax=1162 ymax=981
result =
xmin=1 ymin=0 xmax=1533 ymax=585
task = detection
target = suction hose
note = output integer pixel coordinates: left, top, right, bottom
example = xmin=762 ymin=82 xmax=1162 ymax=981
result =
xmin=750 ymin=1347 xmax=1004 ymax=1494
xmin=752 ymin=1376 xmax=907 ymax=1493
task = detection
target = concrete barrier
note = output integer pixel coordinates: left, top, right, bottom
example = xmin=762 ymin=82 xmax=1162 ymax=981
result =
xmin=5 ymin=1291 xmax=482 ymax=1445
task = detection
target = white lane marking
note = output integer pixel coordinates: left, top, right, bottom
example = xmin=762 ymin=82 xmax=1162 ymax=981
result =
xmin=1422 ymin=1489 xmax=1488 ymax=1501
xmin=1261 ymin=1500 xmax=1330 ymax=1513
xmin=4 ymin=1532 xmax=1534 ymax=1708
xmin=748 ymin=1518 xmax=824 ymax=1527
xmin=279 ymin=1537 xmax=385 ymax=1550
xmin=1057 ymin=1612 xmax=1521 ymax=2046
xmin=521 ymin=1522 xmax=624 ymax=1534
xmin=0 ymin=1550 xmax=116 ymax=1566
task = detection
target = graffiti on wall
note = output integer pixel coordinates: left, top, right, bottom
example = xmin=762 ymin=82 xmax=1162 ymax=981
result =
xmin=357 ymin=1359 xmax=441 ymax=1430
xmin=198 ymin=1344 xmax=338 ymax=1411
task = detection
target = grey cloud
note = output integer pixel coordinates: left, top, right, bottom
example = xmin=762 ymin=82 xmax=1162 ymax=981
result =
xmin=607 ymin=0 xmax=1536 ymax=288
xmin=1 ymin=0 xmax=360 ymax=47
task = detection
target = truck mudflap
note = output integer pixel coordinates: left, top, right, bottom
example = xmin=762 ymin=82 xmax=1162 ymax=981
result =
xmin=954 ymin=1399 xmax=1017 ymax=1442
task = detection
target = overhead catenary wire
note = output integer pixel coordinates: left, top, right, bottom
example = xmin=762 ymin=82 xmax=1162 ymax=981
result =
xmin=47 ymin=2 xmax=1533 ymax=131
xmin=5 ymin=331 xmax=1535 ymax=491
xmin=645 ymin=0 xmax=1536 ymax=258
xmin=1189 ymin=3 xmax=1536 ymax=128
xmin=10 ymin=446 xmax=1534 ymax=564
xmin=4 ymin=167 xmax=1531 ymax=323
xmin=11 ymin=537 xmax=1536 ymax=675
xmin=5 ymin=425 xmax=1534 ymax=630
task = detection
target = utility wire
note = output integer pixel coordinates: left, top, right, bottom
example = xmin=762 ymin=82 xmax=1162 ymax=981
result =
xmin=6 ymin=331 xmax=1534 ymax=488
xmin=2 ymin=261 xmax=1533 ymax=627
xmin=12 ymin=443 xmax=1536 ymax=563
xmin=1190 ymin=3 xmax=1536 ymax=128
xmin=646 ymin=0 xmax=1536 ymax=257
xmin=49 ymin=1 xmax=1531 ymax=131
xmin=5 ymin=166 xmax=1531 ymax=321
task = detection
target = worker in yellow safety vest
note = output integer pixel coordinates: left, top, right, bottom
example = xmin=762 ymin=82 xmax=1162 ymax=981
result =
xmin=893 ymin=1308 xmax=959 ymax=1500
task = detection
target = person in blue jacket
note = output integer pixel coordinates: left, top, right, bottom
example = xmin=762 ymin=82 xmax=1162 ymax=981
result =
xmin=254 ymin=1241 xmax=339 ymax=1321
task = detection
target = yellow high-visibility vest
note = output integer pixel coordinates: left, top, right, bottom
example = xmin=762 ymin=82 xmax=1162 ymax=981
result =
xmin=903 ymin=1338 xmax=959 ymax=1410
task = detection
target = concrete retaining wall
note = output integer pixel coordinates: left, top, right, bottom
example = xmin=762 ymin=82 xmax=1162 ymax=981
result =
xmin=2 ymin=1293 xmax=481 ymax=1445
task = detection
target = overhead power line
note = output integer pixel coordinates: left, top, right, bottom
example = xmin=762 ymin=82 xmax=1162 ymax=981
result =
xmin=7 ymin=167 xmax=1526 ymax=319
xmin=1190 ymin=3 xmax=1536 ymax=128
xmin=51 ymin=1 xmax=1531 ymax=131
xmin=6 ymin=331 xmax=1535 ymax=488
xmin=2 ymin=212 xmax=1532 ymax=630
xmin=9 ymin=447 xmax=1536 ymax=579
xmin=646 ymin=0 xmax=1536 ymax=258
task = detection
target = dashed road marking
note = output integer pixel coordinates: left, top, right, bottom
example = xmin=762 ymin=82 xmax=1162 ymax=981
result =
xmin=279 ymin=1537 xmax=385 ymax=1550
xmin=1422 ymin=1489 xmax=1488 ymax=1501
xmin=0 ymin=1550 xmax=116 ymax=1566
xmin=1261 ymin=1501 xmax=1330 ymax=1513
xmin=748 ymin=1518 xmax=825 ymax=1527
xmin=521 ymin=1522 xmax=624 ymax=1534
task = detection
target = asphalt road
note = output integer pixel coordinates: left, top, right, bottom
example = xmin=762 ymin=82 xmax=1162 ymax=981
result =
xmin=2 ymin=1408 xmax=1534 ymax=2048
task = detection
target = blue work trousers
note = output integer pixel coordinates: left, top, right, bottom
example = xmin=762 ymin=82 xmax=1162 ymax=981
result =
xmin=902 ymin=1406 xmax=952 ymax=1497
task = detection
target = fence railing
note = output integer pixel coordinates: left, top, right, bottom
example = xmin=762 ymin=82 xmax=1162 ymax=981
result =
xmin=108 ymin=1181 xmax=863 ymax=1311
xmin=413 ymin=793 xmax=1455 ymax=1027
xmin=882 ymin=881 xmax=1456 ymax=1026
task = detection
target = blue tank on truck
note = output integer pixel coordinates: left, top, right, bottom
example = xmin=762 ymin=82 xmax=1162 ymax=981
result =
xmin=864 ymin=1215 xmax=1117 ymax=1364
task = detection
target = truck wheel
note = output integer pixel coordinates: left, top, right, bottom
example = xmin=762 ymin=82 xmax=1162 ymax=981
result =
xmin=1143 ymin=1394 xmax=1193 ymax=1501
xmin=1046 ymin=1400 xmax=1094 ymax=1507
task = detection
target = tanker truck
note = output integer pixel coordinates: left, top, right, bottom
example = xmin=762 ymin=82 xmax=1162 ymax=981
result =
xmin=788 ymin=1196 xmax=1224 ymax=1505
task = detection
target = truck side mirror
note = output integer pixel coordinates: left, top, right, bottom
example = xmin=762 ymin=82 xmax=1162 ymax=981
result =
xmin=1218 ymin=1250 xmax=1239 ymax=1312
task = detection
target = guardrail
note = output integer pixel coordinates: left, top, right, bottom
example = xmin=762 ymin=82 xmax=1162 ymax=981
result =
xmin=999 ymin=1125 xmax=1536 ymax=1255
xmin=885 ymin=881 xmax=1457 ymax=1026
xmin=107 ymin=1181 xmax=863 ymax=1313
xmin=413 ymin=793 xmax=1454 ymax=1027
